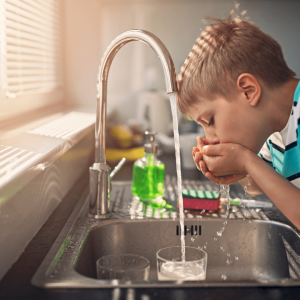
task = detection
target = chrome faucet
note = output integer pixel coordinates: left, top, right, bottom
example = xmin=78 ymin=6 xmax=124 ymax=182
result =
xmin=89 ymin=30 xmax=178 ymax=219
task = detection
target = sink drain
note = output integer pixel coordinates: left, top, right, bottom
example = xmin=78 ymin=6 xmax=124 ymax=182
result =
xmin=177 ymin=225 xmax=201 ymax=236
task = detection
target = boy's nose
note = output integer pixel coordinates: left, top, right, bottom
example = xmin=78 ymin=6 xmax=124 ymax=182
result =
xmin=203 ymin=129 xmax=220 ymax=145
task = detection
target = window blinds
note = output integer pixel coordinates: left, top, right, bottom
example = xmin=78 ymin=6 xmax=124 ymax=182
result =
xmin=1 ymin=0 xmax=63 ymax=99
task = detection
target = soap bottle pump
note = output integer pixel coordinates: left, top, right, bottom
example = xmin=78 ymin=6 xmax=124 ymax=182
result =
xmin=132 ymin=131 xmax=165 ymax=205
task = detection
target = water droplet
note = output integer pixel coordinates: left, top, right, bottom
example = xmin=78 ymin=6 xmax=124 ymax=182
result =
xmin=235 ymin=256 xmax=239 ymax=260
xmin=191 ymin=237 xmax=195 ymax=242
xmin=204 ymin=246 xmax=207 ymax=249
xmin=214 ymin=237 xmax=217 ymax=241
xmin=249 ymin=220 xmax=252 ymax=223
xmin=226 ymin=259 xmax=232 ymax=265
xmin=217 ymin=231 xmax=222 ymax=237
xmin=221 ymin=274 xmax=227 ymax=280
xmin=227 ymin=253 xmax=230 ymax=257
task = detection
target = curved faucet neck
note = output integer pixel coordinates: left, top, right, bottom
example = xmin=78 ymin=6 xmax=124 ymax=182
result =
xmin=95 ymin=29 xmax=178 ymax=164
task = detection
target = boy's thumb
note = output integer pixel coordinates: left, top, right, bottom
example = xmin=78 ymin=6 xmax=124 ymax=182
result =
xmin=202 ymin=145 xmax=209 ymax=154
xmin=202 ymin=145 xmax=221 ymax=156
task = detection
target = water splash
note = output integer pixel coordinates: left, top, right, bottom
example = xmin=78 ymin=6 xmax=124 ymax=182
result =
xmin=169 ymin=93 xmax=185 ymax=261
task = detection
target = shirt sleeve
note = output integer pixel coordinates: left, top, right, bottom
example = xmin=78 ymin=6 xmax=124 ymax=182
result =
xmin=258 ymin=139 xmax=274 ymax=168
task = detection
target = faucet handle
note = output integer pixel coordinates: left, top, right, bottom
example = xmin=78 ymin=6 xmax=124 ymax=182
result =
xmin=110 ymin=157 xmax=126 ymax=179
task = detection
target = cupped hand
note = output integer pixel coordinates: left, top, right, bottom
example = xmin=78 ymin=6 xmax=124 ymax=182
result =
xmin=193 ymin=137 xmax=247 ymax=185
xmin=199 ymin=158 xmax=247 ymax=185
xmin=199 ymin=140 xmax=247 ymax=176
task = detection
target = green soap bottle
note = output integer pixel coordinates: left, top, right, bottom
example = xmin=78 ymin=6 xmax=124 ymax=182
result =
xmin=132 ymin=132 xmax=165 ymax=205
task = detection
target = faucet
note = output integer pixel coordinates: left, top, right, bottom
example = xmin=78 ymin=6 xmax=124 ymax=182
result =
xmin=89 ymin=30 xmax=178 ymax=219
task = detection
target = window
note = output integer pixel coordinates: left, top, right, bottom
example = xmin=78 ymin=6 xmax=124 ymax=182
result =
xmin=0 ymin=0 xmax=63 ymax=122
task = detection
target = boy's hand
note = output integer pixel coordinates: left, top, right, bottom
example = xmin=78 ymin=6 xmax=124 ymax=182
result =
xmin=192 ymin=147 xmax=203 ymax=171
xmin=193 ymin=137 xmax=247 ymax=185
xmin=192 ymin=136 xmax=209 ymax=171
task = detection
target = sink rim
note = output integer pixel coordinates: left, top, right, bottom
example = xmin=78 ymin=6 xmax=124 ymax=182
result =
xmin=31 ymin=182 xmax=300 ymax=289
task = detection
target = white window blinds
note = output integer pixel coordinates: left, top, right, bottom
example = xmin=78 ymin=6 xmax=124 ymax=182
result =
xmin=1 ymin=0 xmax=63 ymax=99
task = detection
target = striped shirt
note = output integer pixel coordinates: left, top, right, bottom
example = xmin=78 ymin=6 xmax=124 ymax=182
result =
xmin=259 ymin=81 xmax=300 ymax=188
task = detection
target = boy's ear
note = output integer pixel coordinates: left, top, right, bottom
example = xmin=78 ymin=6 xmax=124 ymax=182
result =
xmin=236 ymin=73 xmax=261 ymax=107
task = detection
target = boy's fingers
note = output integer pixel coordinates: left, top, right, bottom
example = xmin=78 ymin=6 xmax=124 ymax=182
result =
xmin=194 ymin=152 xmax=203 ymax=165
xmin=197 ymin=136 xmax=208 ymax=150
xmin=192 ymin=147 xmax=199 ymax=157
xmin=199 ymin=160 xmax=209 ymax=173
xmin=201 ymin=144 xmax=223 ymax=156
xmin=197 ymin=137 xmax=203 ymax=149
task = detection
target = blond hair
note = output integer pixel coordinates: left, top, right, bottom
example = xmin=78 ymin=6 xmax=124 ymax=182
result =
xmin=177 ymin=5 xmax=296 ymax=117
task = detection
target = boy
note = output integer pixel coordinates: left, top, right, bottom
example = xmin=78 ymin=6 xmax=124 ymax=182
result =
xmin=177 ymin=7 xmax=300 ymax=228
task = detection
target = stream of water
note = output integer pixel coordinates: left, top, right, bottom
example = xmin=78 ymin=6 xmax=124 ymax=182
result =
xmin=169 ymin=93 xmax=231 ymax=267
xmin=169 ymin=92 xmax=186 ymax=261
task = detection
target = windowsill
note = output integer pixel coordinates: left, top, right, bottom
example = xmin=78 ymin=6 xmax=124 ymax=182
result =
xmin=0 ymin=104 xmax=101 ymax=204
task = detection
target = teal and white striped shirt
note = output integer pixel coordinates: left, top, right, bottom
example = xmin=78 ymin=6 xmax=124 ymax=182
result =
xmin=259 ymin=81 xmax=300 ymax=188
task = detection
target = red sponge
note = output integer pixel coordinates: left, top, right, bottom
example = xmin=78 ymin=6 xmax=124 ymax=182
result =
xmin=178 ymin=189 xmax=221 ymax=211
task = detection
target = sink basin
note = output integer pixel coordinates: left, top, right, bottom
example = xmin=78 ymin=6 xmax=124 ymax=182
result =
xmin=76 ymin=218 xmax=298 ymax=282
xmin=32 ymin=181 xmax=300 ymax=288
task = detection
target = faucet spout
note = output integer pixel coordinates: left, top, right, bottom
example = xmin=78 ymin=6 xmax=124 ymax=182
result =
xmin=89 ymin=30 xmax=178 ymax=219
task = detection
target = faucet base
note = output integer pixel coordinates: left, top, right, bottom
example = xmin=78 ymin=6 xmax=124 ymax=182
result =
xmin=88 ymin=213 xmax=110 ymax=219
xmin=89 ymin=163 xmax=111 ymax=218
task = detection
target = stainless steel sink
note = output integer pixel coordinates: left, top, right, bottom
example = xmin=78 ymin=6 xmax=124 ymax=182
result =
xmin=32 ymin=180 xmax=300 ymax=288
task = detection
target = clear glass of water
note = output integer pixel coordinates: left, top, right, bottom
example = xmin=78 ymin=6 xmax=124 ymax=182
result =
xmin=96 ymin=254 xmax=150 ymax=280
xmin=156 ymin=246 xmax=207 ymax=281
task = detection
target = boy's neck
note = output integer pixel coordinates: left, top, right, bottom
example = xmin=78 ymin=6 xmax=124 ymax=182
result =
xmin=269 ymin=78 xmax=299 ymax=133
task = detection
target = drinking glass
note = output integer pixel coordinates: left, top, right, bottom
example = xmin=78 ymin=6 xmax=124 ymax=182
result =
xmin=156 ymin=246 xmax=207 ymax=281
xmin=96 ymin=254 xmax=150 ymax=280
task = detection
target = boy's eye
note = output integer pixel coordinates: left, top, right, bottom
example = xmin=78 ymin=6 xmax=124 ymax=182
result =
xmin=208 ymin=117 xmax=213 ymax=127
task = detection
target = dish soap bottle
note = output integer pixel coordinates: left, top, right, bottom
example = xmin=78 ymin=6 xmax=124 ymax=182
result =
xmin=132 ymin=132 xmax=165 ymax=205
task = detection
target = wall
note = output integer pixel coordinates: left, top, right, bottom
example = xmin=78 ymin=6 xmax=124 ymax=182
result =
xmin=63 ymin=0 xmax=102 ymax=109
xmin=63 ymin=0 xmax=300 ymax=121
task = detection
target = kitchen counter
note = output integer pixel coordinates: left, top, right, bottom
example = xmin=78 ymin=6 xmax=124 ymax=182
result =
xmin=1 ymin=154 xmax=300 ymax=300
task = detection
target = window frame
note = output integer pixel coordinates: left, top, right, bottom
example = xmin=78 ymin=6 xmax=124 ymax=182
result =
xmin=0 ymin=0 xmax=65 ymax=124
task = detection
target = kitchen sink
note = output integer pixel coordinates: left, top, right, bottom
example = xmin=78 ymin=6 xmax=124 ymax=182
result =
xmin=32 ymin=180 xmax=300 ymax=288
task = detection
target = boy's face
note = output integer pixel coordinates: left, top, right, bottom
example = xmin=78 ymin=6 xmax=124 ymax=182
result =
xmin=188 ymin=94 xmax=270 ymax=154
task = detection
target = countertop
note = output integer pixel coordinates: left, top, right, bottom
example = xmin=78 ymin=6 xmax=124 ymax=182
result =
xmin=1 ymin=154 xmax=300 ymax=300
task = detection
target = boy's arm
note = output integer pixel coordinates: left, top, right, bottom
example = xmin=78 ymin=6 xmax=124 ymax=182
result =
xmin=239 ymin=175 xmax=264 ymax=197
xmin=198 ymin=138 xmax=300 ymax=229
xmin=244 ymin=150 xmax=300 ymax=228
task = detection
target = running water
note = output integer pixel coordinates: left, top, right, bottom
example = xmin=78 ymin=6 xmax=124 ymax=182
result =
xmin=169 ymin=92 xmax=185 ymax=261
xmin=216 ymin=184 xmax=230 ymax=237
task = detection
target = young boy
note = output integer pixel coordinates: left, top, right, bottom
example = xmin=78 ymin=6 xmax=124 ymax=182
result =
xmin=177 ymin=7 xmax=300 ymax=228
